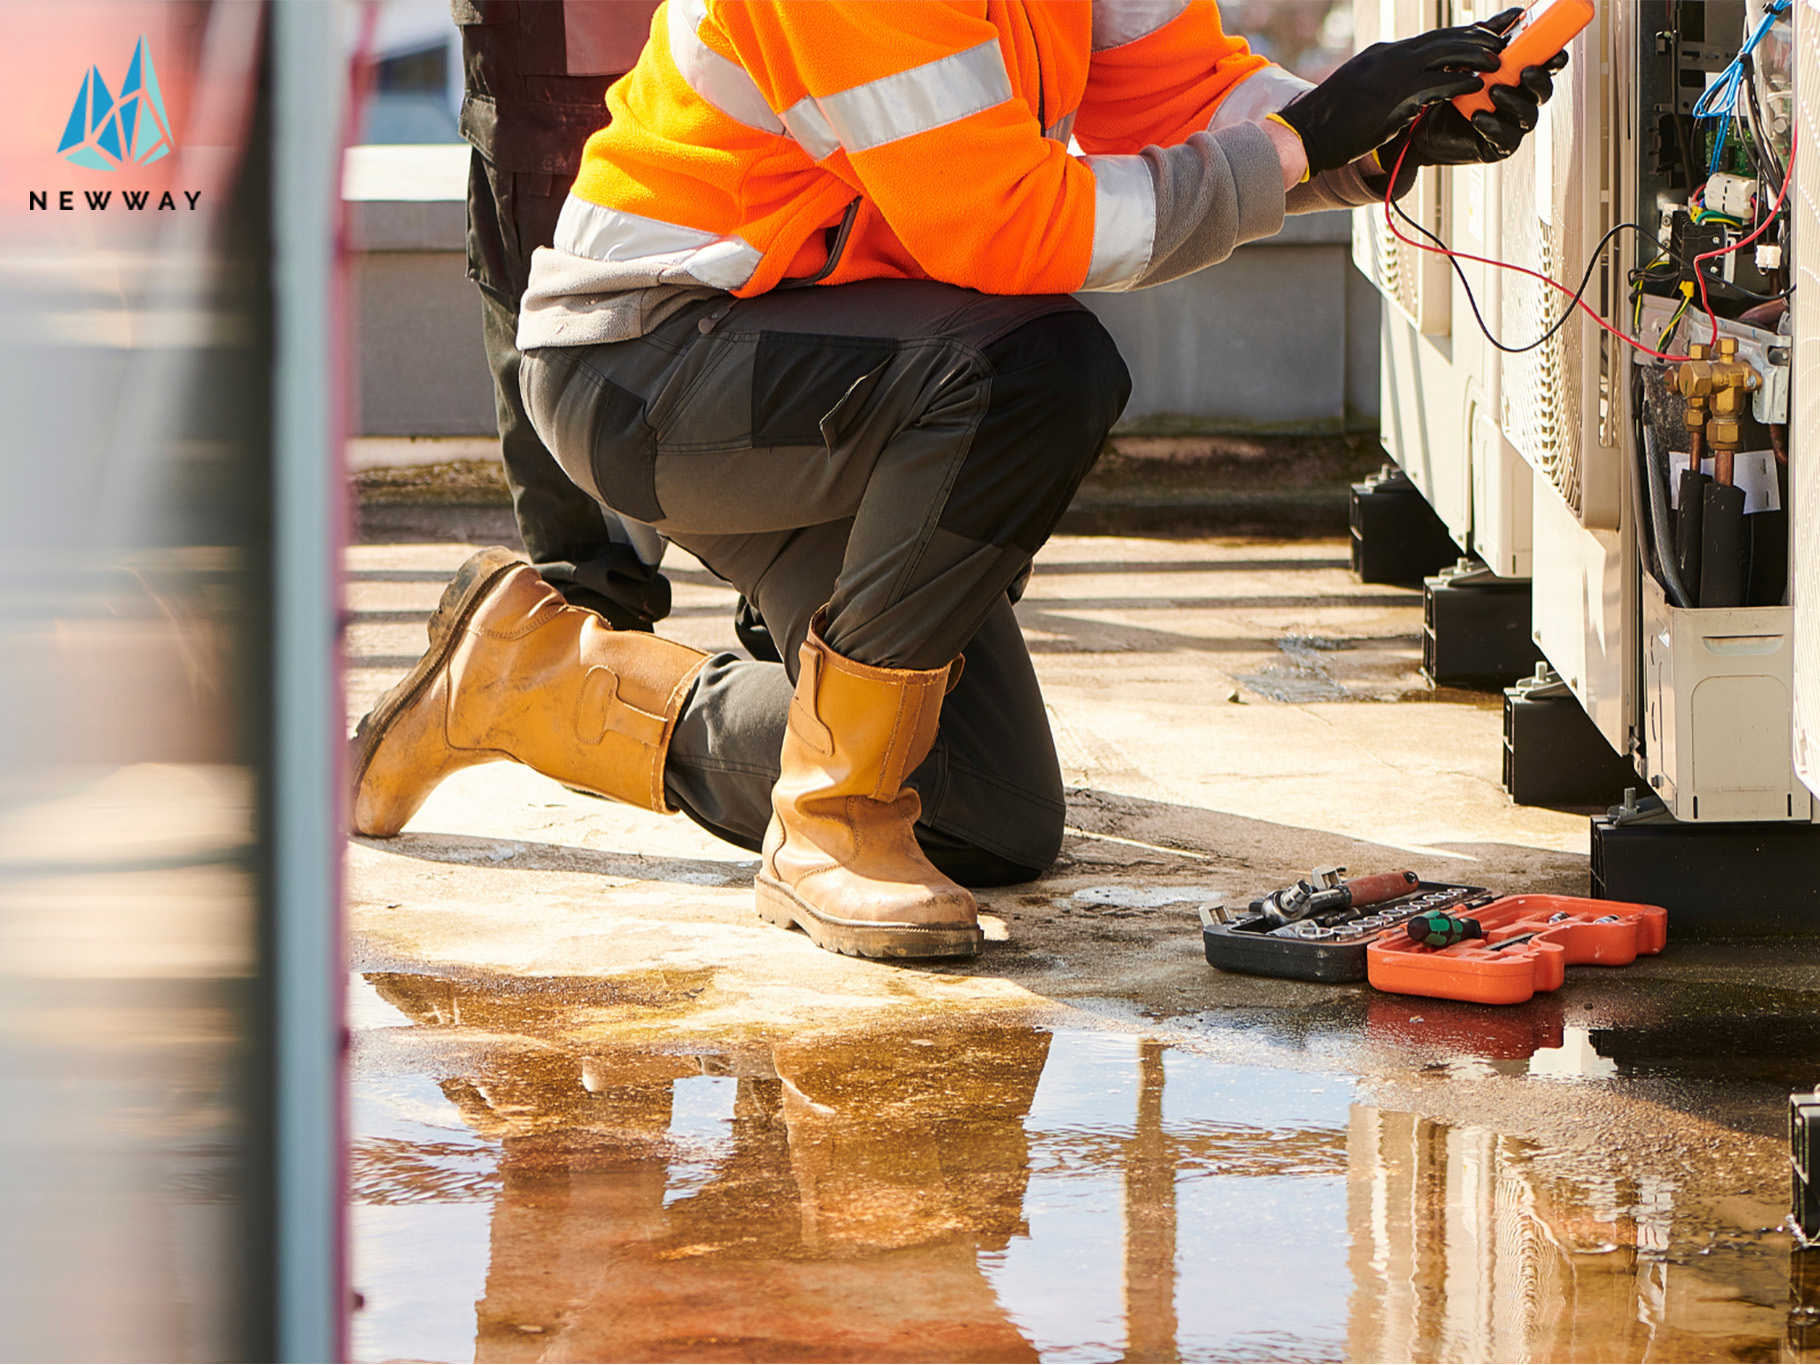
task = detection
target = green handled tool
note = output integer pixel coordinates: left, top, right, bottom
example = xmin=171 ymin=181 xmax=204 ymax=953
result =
xmin=1407 ymin=913 xmax=1484 ymax=947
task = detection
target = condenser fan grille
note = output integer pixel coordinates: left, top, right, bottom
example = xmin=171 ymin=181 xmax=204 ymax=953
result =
xmin=1500 ymin=100 xmax=1585 ymax=521
xmin=1354 ymin=165 xmax=1452 ymax=336
xmin=1376 ymin=209 xmax=1421 ymax=323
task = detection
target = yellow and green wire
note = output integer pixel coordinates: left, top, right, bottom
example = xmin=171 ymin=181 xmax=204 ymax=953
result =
xmin=1657 ymin=283 xmax=1694 ymax=350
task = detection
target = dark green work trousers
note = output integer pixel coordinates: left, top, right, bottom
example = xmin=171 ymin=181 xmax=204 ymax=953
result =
xmin=521 ymin=280 xmax=1130 ymax=883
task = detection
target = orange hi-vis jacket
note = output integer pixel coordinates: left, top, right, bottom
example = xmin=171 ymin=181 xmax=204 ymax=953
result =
xmin=545 ymin=0 xmax=1310 ymax=301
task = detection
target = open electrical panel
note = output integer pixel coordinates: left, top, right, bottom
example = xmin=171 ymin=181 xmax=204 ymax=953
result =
xmin=1632 ymin=1 xmax=1792 ymax=615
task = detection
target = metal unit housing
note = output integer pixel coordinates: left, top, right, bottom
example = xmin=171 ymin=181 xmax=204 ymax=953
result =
xmin=1794 ymin=0 xmax=1820 ymax=800
xmin=1352 ymin=0 xmax=1534 ymax=571
xmin=1352 ymin=0 xmax=1454 ymax=337
xmin=1497 ymin=0 xmax=1622 ymax=530
xmin=1360 ymin=0 xmax=1817 ymax=811
xmin=1642 ymin=577 xmax=1813 ymax=821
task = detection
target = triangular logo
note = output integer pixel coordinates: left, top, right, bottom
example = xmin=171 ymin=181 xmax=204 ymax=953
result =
xmin=56 ymin=36 xmax=174 ymax=171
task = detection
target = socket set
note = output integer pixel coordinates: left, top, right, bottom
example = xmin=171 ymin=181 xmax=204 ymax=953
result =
xmin=1201 ymin=881 xmax=1492 ymax=983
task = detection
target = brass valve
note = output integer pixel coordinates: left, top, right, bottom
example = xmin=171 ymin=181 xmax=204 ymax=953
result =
xmin=1675 ymin=337 xmax=1760 ymax=485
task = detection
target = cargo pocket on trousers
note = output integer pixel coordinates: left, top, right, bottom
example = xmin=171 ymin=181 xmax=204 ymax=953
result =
xmin=818 ymin=358 xmax=890 ymax=450
xmin=751 ymin=333 xmax=895 ymax=448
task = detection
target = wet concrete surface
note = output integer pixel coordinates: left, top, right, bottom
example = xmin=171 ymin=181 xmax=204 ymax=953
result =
xmin=345 ymin=534 xmax=1820 ymax=1362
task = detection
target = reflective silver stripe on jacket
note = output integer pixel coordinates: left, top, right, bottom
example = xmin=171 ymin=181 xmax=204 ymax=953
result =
xmin=1044 ymin=110 xmax=1078 ymax=144
xmin=666 ymin=0 xmax=783 ymax=134
xmin=1079 ymin=154 xmax=1156 ymax=291
xmin=796 ymin=38 xmax=1016 ymax=156
xmin=553 ymin=194 xmax=763 ymax=290
xmin=779 ymin=97 xmax=840 ymax=161
xmin=666 ymin=7 xmax=1017 ymax=164
xmin=1208 ymin=65 xmax=1313 ymax=130
xmin=1091 ymin=0 xmax=1192 ymax=52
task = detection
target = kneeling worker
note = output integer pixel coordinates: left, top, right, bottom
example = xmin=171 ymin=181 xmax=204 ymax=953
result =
xmin=353 ymin=2 xmax=1559 ymax=961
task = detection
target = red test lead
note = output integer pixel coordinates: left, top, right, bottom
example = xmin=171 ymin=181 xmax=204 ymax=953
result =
xmin=1379 ymin=115 xmax=1798 ymax=363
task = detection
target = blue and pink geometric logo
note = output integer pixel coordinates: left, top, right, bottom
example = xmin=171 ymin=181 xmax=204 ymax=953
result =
xmin=57 ymin=36 xmax=173 ymax=171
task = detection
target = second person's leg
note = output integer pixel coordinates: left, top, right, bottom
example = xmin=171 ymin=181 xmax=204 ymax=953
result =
xmin=468 ymin=151 xmax=671 ymax=630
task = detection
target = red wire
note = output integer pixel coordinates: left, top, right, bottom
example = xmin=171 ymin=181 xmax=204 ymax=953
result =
xmin=1690 ymin=141 xmax=1796 ymax=334
xmin=1379 ymin=116 xmax=1798 ymax=364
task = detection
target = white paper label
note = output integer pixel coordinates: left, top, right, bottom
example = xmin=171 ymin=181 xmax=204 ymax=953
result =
xmin=1667 ymin=450 xmax=1783 ymax=514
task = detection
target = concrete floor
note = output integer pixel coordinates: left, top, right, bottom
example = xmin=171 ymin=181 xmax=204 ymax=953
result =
xmin=344 ymin=532 xmax=1820 ymax=1363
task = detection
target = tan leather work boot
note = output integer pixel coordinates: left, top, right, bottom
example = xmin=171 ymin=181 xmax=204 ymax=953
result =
xmin=352 ymin=547 xmax=709 ymax=837
xmin=755 ymin=618 xmax=983 ymax=960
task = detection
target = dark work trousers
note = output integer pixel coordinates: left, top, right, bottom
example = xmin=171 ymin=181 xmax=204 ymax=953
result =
xmin=521 ymin=280 xmax=1131 ymax=884
xmin=468 ymin=155 xmax=671 ymax=629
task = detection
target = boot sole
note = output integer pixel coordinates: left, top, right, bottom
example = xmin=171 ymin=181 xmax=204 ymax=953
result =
xmin=351 ymin=546 xmax=524 ymax=800
xmin=755 ymin=874 xmax=984 ymax=960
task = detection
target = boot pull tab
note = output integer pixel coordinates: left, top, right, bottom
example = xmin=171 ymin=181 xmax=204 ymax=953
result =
xmin=945 ymin=654 xmax=965 ymax=694
xmin=789 ymin=649 xmax=835 ymax=757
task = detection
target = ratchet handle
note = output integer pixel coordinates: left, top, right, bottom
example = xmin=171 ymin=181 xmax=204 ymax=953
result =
xmin=1346 ymin=870 xmax=1420 ymax=907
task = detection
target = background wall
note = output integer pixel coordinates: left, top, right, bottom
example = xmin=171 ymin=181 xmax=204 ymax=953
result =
xmin=346 ymin=149 xmax=1381 ymax=445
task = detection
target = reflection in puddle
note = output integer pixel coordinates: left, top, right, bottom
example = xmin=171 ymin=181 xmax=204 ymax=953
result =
xmin=1348 ymin=1109 xmax=1791 ymax=1363
xmin=1792 ymin=1251 xmax=1820 ymax=1362
xmin=1529 ymin=1024 xmax=1621 ymax=1080
xmin=351 ymin=972 xmax=1798 ymax=1363
xmin=661 ymin=1072 xmax=740 ymax=1208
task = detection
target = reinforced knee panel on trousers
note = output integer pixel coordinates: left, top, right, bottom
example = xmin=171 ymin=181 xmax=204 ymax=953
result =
xmin=938 ymin=313 xmax=1130 ymax=553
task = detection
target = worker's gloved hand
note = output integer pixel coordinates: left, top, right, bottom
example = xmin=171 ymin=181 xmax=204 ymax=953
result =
xmin=1373 ymin=43 xmax=1570 ymax=194
xmin=1272 ymin=17 xmax=1504 ymax=175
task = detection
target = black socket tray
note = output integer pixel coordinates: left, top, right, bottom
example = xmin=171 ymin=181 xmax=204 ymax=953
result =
xmin=1202 ymin=881 xmax=1492 ymax=983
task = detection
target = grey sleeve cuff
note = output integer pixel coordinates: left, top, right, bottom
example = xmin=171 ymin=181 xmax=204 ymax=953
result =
xmin=1287 ymin=155 xmax=1393 ymax=214
xmin=1130 ymin=120 xmax=1287 ymax=290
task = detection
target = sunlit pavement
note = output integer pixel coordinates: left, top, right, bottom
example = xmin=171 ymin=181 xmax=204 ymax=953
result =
xmin=344 ymin=533 xmax=1820 ymax=1363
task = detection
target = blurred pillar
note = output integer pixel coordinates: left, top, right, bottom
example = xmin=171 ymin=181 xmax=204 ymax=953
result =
xmin=0 ymin=2 xmax=348 ymax=1358
xmin=269 ymin=1 xmax=348 ymax=1360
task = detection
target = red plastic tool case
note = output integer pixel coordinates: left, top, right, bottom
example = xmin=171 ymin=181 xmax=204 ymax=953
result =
xmin=1365 ymin=894 xmax=1667 ymax=1005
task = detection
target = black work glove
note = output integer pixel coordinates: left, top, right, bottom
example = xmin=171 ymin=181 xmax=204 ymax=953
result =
xmin=1373 ymin=23 xmax=1569 ymax=194
xmin=1274 ymin=17 xmax=1504 ymax=175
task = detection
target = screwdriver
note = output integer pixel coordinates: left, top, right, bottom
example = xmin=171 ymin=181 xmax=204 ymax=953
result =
xmin=1407 ymin=913 xmax=1483 ymax=947
xmin=1406 ymin=909 xmax=1625 ymax=951
xmin=1487 ymin=914 xmax=1621 ymax=950
xmin=1406 ymin=915 xmax=1554 ymax=951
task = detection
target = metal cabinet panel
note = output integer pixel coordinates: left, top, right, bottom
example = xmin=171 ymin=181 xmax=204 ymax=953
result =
xmin=1792 ymin=0 xmax=1820 ymax=799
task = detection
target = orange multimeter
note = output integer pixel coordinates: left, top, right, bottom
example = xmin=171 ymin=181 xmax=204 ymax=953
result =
xmin=1452 ymin=0 xmax=1594 ymax=119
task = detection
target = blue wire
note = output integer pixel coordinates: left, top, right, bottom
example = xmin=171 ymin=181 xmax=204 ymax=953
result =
xmin=1692 ymin=0 xmax=1790 ymax=175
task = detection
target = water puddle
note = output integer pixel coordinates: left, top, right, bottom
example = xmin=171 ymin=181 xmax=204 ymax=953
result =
xmin=1236 ymin=635 xmax=1370 ymax=703
xmin=1234 ymin=635 xmax=1486 ymax=705
xmin=350 ymin=972 xmax=1808 ymax=1363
